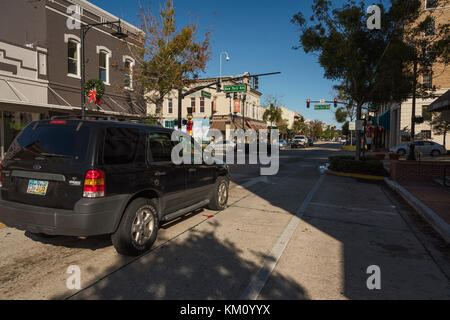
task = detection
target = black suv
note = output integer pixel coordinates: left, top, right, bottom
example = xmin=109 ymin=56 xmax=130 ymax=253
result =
xmin=0 ymin=119 xmax=229 ymax=256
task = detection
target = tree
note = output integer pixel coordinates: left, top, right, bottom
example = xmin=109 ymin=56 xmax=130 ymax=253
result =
xmin=137 ymin=0 xmax=211 ymax=120
xmin=431 ymin=113 xmax=450 ymax=148
xmin=277 ymin=119 xmax=289 ymax=139
xmin=263 ymin=104 xmax=283 ymax=128
xmin=310 ymin=120 xmax=324 ymax=139
xmin=291 ymin=0 xmax=449 ymax=159
xmin=292 ymin=119 xmax=310 ymax=136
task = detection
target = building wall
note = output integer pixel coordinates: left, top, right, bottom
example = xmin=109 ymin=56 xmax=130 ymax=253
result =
xmin=388 ymin=0 xmax=450 ymax=150
xmin=147 ymin=77 xmax=266 ymax=124
xmin=45 ymin=0 xmax=145 ymax=114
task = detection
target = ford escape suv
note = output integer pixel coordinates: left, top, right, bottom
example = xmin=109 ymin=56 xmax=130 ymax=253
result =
xmin=0 ymin=118 xmax=229 ymax=256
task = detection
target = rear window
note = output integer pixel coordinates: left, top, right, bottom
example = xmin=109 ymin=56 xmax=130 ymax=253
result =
xmin=6 ymin=123 xmax=91 ymax=161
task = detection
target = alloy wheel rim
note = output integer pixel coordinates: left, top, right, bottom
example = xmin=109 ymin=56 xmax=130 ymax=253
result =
xmin=131 ymin=206 xmax=155 ymax=246
xmin=218 ymin=182 xmax=228 ymax=206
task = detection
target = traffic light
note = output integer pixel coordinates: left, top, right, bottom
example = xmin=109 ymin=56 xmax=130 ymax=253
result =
xmin=334 ymin=98 xmax=338 ymax=108
xmin=306 ymin=99 xmax=310 ymax=108
xmin=254 ymin=77 xmax=259 ymax=90
xmin=233 ymin=93 xmax=238 ymax=100
xmin=216 ymin=82 xmax=222 ymax=93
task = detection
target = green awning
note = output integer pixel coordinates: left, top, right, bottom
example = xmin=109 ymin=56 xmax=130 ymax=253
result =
xmin=379 ymin=109 xmax=390 ymax=130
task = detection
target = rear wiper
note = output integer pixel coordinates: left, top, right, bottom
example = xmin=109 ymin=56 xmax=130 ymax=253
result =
xmin=39 ymin=153 xmax=72 ymax=159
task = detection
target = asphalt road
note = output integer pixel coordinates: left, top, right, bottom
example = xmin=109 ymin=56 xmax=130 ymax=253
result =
xmin=0 ymin=142 xmax=449 ymax=299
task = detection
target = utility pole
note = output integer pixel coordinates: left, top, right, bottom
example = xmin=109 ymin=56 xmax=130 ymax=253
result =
xmin=408 ymin=59 xmax=418 ymax=161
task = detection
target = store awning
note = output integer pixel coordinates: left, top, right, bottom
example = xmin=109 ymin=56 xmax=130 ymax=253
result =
xmin=0 ymin=99 xmax=143 ymax=120
xmin=428 ymin=90 xmax=450 ymax=112
xmin=379 ymin=109 xmax=390 ymax=130
xmin=210 ymin=120 xmax=227 ymax=131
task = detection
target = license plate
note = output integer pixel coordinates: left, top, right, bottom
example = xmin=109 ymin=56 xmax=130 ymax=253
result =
xmin=27 ymin=180 xmax=49 ymax=196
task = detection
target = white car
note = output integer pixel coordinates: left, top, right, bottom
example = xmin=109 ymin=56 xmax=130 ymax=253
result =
xmin=390 ymin=141 xmax=447 ymax=157
xmin=291 ymin=135 xmax=308 ymax=148
xmin=210 ymin=140 xmax=237 ymax=155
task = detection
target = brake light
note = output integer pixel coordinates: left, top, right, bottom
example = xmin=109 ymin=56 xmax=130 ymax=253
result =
xmin=50 ymin=120 xmax=67 ymax=124
xmin=83 ymin=170 xmax=105 ymax=198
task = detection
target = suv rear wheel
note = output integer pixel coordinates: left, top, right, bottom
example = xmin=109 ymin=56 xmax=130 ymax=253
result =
xmin=431 ymin=150 xmax=441 ymax=157
xmin=111 ymin=198 xmax=159 ymax=256
xmin=208 ymin=176 xmax=229 ymax=211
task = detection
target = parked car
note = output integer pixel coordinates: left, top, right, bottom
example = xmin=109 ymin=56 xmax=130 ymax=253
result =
xmin=291 ymin=135 xmax=308 ymax=148
xmin=278 ymin=139 xmax=288 ymax=149
xmin=390 ymin=141 xmax=446 ymax=157
xmin=210 ymin=139 xmax=237 ymax=156
xmin=0 ymin=118 xmax=230 ymax=256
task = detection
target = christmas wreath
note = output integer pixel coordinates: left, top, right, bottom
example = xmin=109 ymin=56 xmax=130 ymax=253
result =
xmin=84 ymin=78 xmax=105 ymax=106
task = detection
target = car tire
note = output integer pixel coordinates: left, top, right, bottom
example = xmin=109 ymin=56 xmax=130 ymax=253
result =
xmin=397 ymin=149 xmax=406 ymax=155
xmin=111 ymin=198 xmax=159 ymax=256
xmin=431 ymin=150 xmax=441 ymax=157
xmin=207 ymin=176 xmax=229 ymax=211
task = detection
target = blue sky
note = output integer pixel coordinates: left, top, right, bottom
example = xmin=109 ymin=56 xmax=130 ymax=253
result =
xmin=89 ymin=0 xmax=369 ymax=128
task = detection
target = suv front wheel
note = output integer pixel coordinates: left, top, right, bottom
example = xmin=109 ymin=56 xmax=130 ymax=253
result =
xmin=208 ymin=176 xmax=229 ymax=211
xmin=112 ymin=198 xmax=159 ymax=256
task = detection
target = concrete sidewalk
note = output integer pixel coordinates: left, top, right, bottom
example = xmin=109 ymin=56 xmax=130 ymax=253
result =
xmin=260 ymin=175 xmax=450 ymax=299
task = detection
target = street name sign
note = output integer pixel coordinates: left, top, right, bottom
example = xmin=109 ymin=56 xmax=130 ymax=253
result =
xmin=201 ymin=90 xmax=211 ymax=99
xmin=314 ymin=105 xmax=330 ymax=110
xmin=224 ymin=84 xmax=247 ymax=93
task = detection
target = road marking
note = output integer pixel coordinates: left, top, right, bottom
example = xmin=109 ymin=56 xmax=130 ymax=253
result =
xmin=237 ymin=176 xmax=269 ymax=189
xmin=309 ymin=202 xmax=398 ymax=216
xmin=239 ymin=175 xmax=325 ymax=300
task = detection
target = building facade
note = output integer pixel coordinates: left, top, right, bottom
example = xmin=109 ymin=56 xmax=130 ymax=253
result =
xmin=379 ymin=0 xmax=450 ymax=150
xmin=147 ymin=74 xmax=268 ymax=142
xmin=0 ymin=0 xmax=145 ymax=158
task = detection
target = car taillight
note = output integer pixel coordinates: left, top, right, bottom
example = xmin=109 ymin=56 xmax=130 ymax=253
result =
xmin=83 ymin=170 xmax=105 ymax=198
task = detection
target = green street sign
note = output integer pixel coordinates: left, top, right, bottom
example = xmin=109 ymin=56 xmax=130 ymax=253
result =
xmin=314 ymin=105 xmax=331 ymax=110
xmin=201 ymin=90 xmax=211 ymax=99
xmin=224 ymin=84 xmax=247 ymax=93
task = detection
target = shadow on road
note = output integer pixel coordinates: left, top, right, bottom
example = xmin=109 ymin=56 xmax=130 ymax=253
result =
xmin=55 ymin=220 xmax=308 ymax=300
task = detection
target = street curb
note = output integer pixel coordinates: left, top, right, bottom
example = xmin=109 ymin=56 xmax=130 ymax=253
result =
xmin=385 ymin=178 xmax=450 ymax=244
xmin=325 ymin=169 xmax=385 ymax=181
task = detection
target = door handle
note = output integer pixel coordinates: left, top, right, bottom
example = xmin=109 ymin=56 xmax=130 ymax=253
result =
xmin=154 ymin=171 xmax=167 ymax=176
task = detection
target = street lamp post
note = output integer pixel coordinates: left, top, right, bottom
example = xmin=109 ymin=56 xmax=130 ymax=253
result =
xmin=80 ymin=20 xmax=128 ymax=119
xmin=219 ymin=51 xmax=230 ymax=84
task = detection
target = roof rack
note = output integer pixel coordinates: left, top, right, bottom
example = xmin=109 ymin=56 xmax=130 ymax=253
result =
xmin=50 ymin=115 xmax=119 ymax=121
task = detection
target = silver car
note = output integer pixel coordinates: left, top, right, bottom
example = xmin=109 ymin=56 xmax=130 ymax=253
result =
xmin=390 ymin=140 xmax=447 ymax=157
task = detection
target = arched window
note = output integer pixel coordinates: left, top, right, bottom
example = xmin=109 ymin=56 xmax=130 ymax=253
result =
xmin=123 ymin=56 xmax=135 ymax=90
xmin=96 ymin=46 xmax=112 ymax=85
xmin=65 ymin=34 xmax=81 ymax=78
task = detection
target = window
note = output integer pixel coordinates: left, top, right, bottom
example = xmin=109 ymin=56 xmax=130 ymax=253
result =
xmin=103 ymin=127 xmax=140 ymax=165
xmin=426 ymin=0 xmax=437 ymax=9
xmin=11 ymin=124 xmax=90 ymax=162
xmin=190 ymin=97 xmax=196 ymax=113
xmin=99 ymin=51 xmax=108 ymax=83
xmin=68 ymin=40 xmax=79 ymax=76
xmin=168 ymin=99 xmax=173 ymax=114
xmin=124 ymin=58 xmax=134 ymax=89
xmin=421 ymin=131 xmax=432 ymax=139
xmin=422 ymin=105 xmax=432 ymax=122
xmin=200 ymin=97 xmax=205 ymax=113
xmin=422 ymin=73 xmax=433 ymax=89
xmin=148 ymin=132 xmax=173 ymax=162
xmin=424 ymin=20 xmax=435 ymax=37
